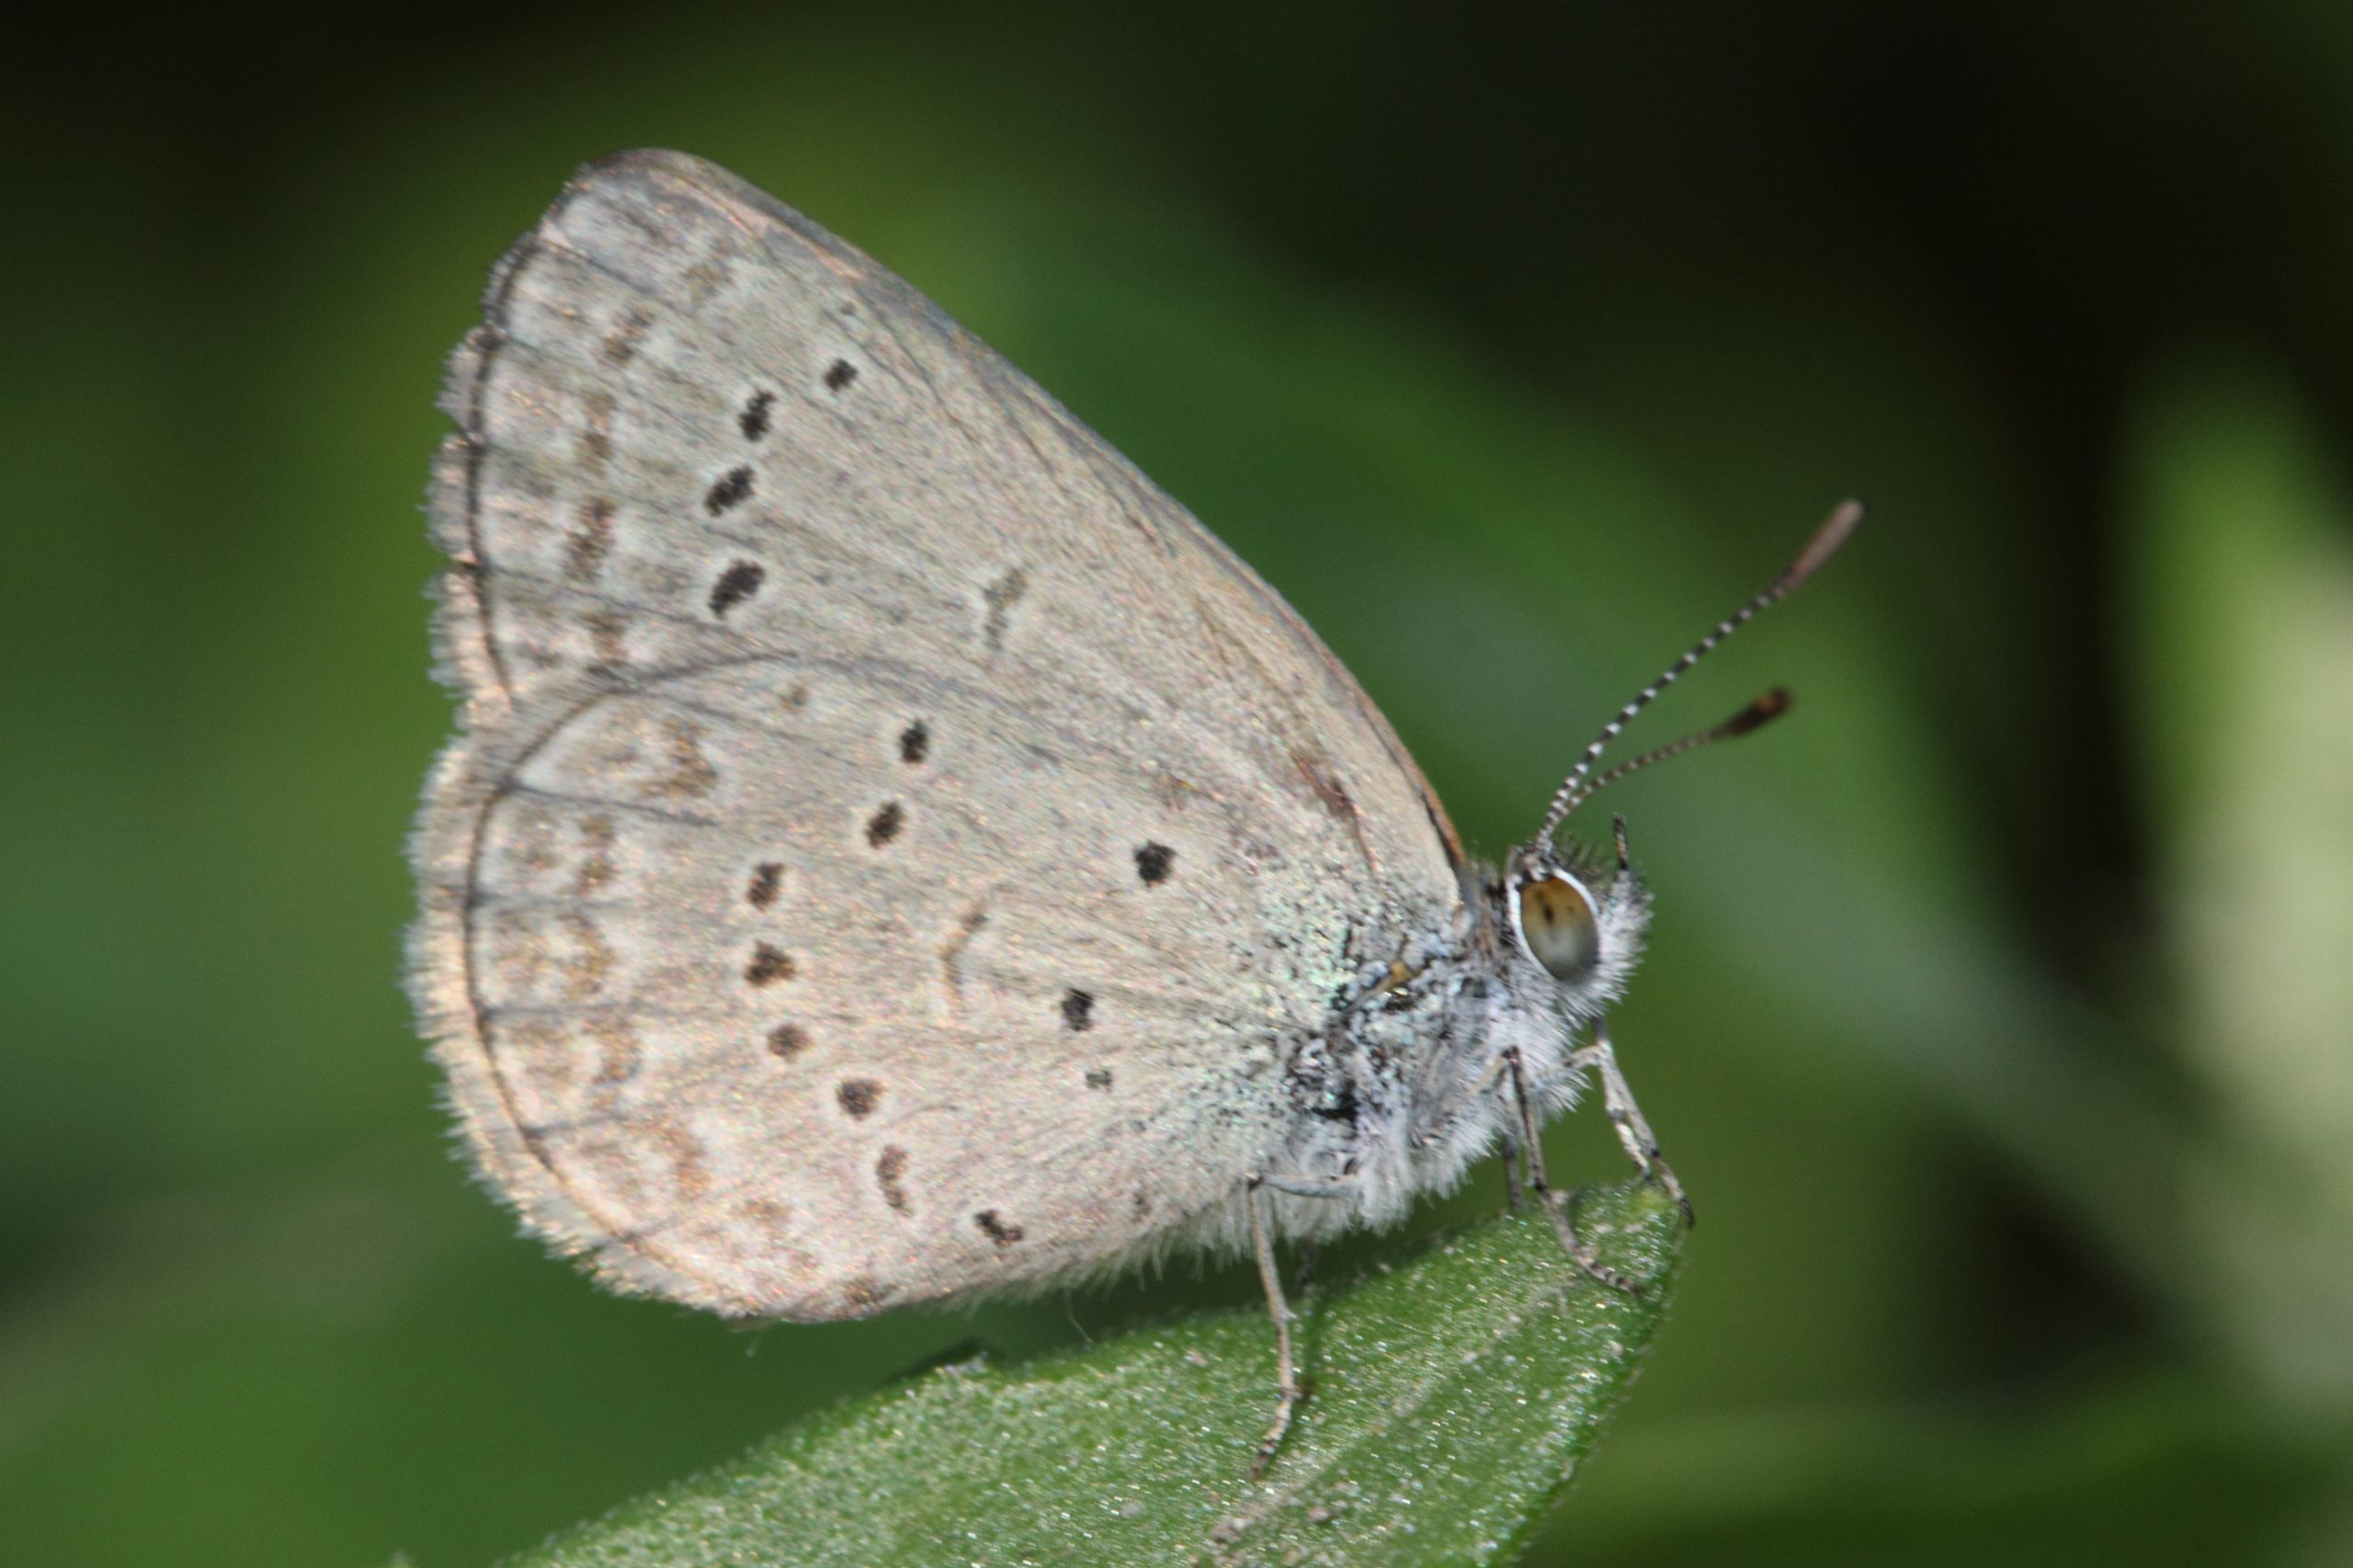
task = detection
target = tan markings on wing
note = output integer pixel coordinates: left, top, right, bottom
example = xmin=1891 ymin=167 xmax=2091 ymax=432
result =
xmin=1191 ymin=593 xmax=1383 ymax=880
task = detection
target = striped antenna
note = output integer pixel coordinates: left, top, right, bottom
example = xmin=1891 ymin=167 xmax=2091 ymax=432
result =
xmin=1565 ymin=687 xmax=1790 ymax=806
xmin=1536 ymin=500 xmax=1860 ymax=846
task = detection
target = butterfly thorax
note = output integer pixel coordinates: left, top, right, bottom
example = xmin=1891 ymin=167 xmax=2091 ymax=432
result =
xmin=1256 ymin=841 xmax=1651 ymax=1244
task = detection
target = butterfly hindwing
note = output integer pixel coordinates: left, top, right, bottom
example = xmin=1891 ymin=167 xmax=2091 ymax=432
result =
xmin=410 ymin=152 xmax=1462 ymax=1316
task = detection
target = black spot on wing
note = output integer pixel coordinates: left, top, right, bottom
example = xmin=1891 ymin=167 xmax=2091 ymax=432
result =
xmin=704 ymin=466 xmax=755 ymax=516
xmin=876 ymin=1146 xmax=910 ymax=1211
xmin=710 ymin=561 xmax=765 ymax=618
xmin=745 ymin=943 xmax=796 ymax=986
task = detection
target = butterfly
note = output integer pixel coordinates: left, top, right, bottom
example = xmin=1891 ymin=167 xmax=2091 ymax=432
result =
xmin=408 ymin=150 xmax=1856 ymax=1467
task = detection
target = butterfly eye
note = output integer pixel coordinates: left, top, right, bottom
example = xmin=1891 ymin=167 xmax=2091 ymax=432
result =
xmin=1512 ymin=871 xmax=1602 ymax=986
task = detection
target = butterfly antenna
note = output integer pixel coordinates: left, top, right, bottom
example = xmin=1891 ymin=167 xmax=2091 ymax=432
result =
xmin=1569 ymin=687 xmax=1791 ymax=804
xmin=1537 ymin=499 xmax=1860 ymax=845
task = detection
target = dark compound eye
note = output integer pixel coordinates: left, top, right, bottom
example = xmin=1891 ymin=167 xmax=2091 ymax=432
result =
xmin=1512 ymin=871 xmax=1601 ymax=986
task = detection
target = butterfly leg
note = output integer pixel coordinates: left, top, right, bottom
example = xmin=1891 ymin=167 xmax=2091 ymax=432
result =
xmin=1246 ymin=1177 xmax=1302 ymax=1477
xmin=1563 ymin=1021 xmax=1695 ymax=1226
xmin=1506 ymin=1048 xmax=1642 ymax=1294
xmin=1495 ymin=1054 xmax=1537 ymax=1201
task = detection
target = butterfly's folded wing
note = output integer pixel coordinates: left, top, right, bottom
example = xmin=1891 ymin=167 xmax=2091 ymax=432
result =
xmin=410 ymin=150 xmax=1464 ymax=1317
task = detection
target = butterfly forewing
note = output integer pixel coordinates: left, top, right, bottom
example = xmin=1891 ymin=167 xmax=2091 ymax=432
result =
xmin=411 ymin=151 xmax=1462 ymax=1317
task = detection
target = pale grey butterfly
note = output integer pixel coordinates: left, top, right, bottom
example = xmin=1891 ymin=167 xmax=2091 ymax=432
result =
xmin=408 ymin=150 xmax=1857 ymax=1467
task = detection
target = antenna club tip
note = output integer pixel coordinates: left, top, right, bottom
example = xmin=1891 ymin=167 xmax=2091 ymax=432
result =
xmin=1775 ymin=499 xmax=1864 ymax=594
xmin=1723 ymin=686 xmax=1793 ymax=736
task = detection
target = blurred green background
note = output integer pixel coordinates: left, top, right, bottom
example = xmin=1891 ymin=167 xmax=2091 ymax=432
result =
xmin=6 ymin=3 xmax=2352 ymax=1563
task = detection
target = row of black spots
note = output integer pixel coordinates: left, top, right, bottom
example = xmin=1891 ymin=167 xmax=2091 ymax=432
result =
xmin=733 ymin=354 xmax=852 ymax=450
xmin=1134 ymin=842 xmax=1176 ymax=885
xmin=753 ymin=1028 xmax=886 ymax=1133
xmin=1060 ymin=990 xmax=1114 ymax=1090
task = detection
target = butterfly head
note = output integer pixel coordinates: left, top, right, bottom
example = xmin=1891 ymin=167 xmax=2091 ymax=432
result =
xmin=1503 ymin=821 xmax=1649 ymax=1022
xmin=1506 ymin=500 xmax=1862 ymax=1016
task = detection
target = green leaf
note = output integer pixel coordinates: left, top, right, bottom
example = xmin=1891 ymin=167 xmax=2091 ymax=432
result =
xmin=506 ymin=1181 xmax=1684 ymax=1567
